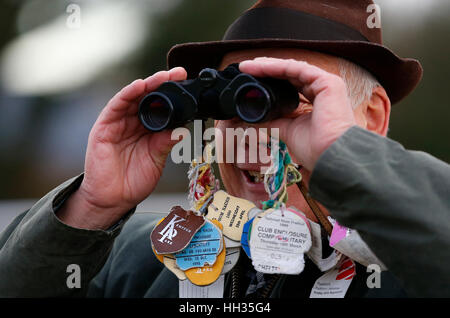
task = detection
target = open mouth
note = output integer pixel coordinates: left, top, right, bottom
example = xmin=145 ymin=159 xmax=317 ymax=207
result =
xmin=243 ymin=170 xmax=265 ymax=184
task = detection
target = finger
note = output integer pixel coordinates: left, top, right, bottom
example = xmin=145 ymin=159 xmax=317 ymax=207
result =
xmin=97 ymin=79 xmax=146 ymax=124
xmin=143 ymin=67 xmax=187 ymax=93
xmin=100 ymin=68 xmax=186 ymax=124
xmin=168 ymin=67 xmax=188 ymax=82
xmin=117 ymin=78 xmax=147 ymax=103
xmin=239 ymin=57 xmax=337 ymax=103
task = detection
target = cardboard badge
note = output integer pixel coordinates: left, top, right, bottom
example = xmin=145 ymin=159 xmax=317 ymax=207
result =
xmin=152 ymin=217 xmax=166 ymax=263
xmin=179 ymin=274 xmax=225 ymax=298
xmin=248 ymin=207 xmax=262 ymax=220
xmin=221 ymin=247 xmax=240 ymax=275
xmin=310 ymin=257 xmax=356 ymax=298
xmin=164 ymin=254 xmax=187 ymax=281
xmin=175 ymin=219 xmax=223 ymax=271
xmin=150 ymin=206 xmax=205 ymax=254
xmin=224 ymin=236 xmax=240 ymax=248
xmin=185 ymin=238 xmax=226 ymax=286
xmin=241 ymin=217 xmax=254 ymax=258
xmin=207 ymin=190 xmax=255 ymax=241
xmin=306 ymin=220 xmax=342 ymax=272
xmin=250 ymin=208 xmax=312 ymax=274
xmin=153 ymin=246 xmax=164 ymax=263
xmin=240 ymin=209 xmax=272 ymax=259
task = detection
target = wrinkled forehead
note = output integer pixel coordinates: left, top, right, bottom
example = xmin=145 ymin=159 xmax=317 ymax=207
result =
xmin=218 ymin=48 xmax=341 ymax=76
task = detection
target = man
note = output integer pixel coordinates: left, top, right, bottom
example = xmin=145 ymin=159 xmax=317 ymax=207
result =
xmin=0 ymin=0 xmax=449 ymax=298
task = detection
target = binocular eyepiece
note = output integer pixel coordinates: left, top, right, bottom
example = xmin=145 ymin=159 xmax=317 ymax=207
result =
xmin=138 ymin=64 xmax=299 ymax=132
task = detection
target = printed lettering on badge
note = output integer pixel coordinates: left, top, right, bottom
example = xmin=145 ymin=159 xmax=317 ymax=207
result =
xmin=310 ymin=257 xmax=356 ymax=298
xmin=185 ymin=238 xmax=226 ymax=286
xmin=150 ymin=206 xmax=205 ymax=254
xmin=175 ymin=219 xmax=223 ymax=271
xmin=221 ymin=247 xmax=240 ymax=275
xmin=250 ymin=208 xmax=312 ymax=274
xmin=207 ymin=190 xmax=254 ymax=241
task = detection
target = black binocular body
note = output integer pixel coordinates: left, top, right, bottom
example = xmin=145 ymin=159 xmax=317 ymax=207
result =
xmin=138 ymin=64 xmax=299 ymax=132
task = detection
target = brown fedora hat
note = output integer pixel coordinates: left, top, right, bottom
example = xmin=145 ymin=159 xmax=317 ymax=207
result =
xmin=167 ymin=0 xmax=423 ymax=104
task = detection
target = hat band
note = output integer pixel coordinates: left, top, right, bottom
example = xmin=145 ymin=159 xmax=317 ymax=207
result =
xmin=223 ymin=7 xmax=369 ymax=42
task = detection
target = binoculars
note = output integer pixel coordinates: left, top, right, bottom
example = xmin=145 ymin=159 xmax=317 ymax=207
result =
xmin=138 ymin=64 xmax=299 ymax=132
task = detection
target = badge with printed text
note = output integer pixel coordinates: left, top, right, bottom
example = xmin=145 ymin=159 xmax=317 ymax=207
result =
xmin=250 ymin=208 xmax=312 ymax=274
xmin=240 ymin=209 xmax=271 ymax=259
xmin=248 ymin=207 xmax=263 ymax=220
xmin=310 ymin=257 xmax=356 ymax=298
xmin=164 ymin=254 xmax=187 ymax=281
xmin=224 ymin=236 xmax=240 ymax=248
xmin=207 ymin=190 xmax=255 ymax=241
xmin=221 ymin=247 xmax=240 ymax=275
xmin=150 ymin=206 xmax=205 ymax=254
xmin=241 ymin=217 xmax=254 ymax=258
xmin=306 ymin=220 xmax=342 ymax=272
xmin=175 ymin=219 xmax=223 ymax=271
xmin=185 ymin=238 xmax=226 ymax=286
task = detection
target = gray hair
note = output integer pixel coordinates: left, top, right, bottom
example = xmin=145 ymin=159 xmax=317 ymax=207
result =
xmin=338 ymin=58 xmax=380 ymax=109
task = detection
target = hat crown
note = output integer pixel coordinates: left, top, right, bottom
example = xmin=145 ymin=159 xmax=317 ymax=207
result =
xmin=247 ymin=0 xmax=382 ymax=44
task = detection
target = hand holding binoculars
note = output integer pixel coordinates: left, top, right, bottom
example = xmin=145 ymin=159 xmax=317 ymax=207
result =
xmin=138 ymin=64 xmax=300 ymax=132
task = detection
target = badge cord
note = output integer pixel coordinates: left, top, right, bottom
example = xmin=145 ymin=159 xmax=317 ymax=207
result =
xmin=264 ymin=140 xmax=332 ymax=235
xmin=296 ymin=179 xmax=333 ymax=236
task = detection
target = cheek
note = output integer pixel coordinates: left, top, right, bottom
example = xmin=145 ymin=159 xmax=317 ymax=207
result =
xmin=218 ymin=162 xmax=240 ymax=196
xmin=215 ymin=120 xmax=238 ymax=194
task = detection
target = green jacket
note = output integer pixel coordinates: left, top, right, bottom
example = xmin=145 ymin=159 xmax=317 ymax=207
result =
xmin=1 ymin=126 xmax=449 ymax=297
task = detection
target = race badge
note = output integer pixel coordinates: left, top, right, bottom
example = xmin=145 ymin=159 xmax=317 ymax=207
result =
xmin=185 ymin=238 xmax=226 ymax=286
xmin=150 ymin=206 xmax=205 ymax=254
xmin=310 ymin=257 xmax=356 ymax=298
xmin=221 ymin=247 xmax=240 ymax=275
xmin=207 ymin=190 xmax=255 ymax=241
xmin=241 ymin=217 xmax=255 ymax=258
xmin=175 ymin=219 xmax=223 ymax=271
xmin=250 ymin=208 xmax=312 ymax=274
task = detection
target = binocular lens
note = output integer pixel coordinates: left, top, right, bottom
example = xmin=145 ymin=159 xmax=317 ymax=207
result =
xmin=235 ymin=84 xmax=270 ymax=123
xmin=139 ymin=94 xmax=173 ymax=132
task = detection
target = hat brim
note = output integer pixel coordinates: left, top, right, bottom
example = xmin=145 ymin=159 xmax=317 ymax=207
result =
xmin=167 ymin=39 xmax=423 ymax=105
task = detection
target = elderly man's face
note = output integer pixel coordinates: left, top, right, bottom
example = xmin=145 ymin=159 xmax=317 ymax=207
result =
xmin=214 ymin=48 xmax=376 ymax=221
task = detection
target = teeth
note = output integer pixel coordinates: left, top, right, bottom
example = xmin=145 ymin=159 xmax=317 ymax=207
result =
xmin=248 ymin=171 xmax=263 ymax=177
xmin=248 ymin=171 xmax=264 ymax=183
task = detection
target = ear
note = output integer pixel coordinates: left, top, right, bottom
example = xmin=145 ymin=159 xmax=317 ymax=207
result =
xmin=365 ymin=86 xmax=391 ymax=136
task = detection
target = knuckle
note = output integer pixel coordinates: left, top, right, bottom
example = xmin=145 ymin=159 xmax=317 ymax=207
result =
xmin=329 ymin=74 xmax=346 ymax=87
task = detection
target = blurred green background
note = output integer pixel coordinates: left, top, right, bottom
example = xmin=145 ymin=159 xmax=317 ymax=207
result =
xmin=0 ymin=0 xmax=449 ymax=200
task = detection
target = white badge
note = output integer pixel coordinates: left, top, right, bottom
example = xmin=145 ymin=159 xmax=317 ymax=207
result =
xmin=310 ymin=257 xmax=356 ymax=298
xmin=250 ymin=208 xmax=312 ymax=274
xmin=328 ymin=218 xmax=387 ymax=270
xmin=206 ymin=190 xmax=254 ymax=241
xmin=221 ymin=247 xmax=240 ymax=275
xmin=179 ymin=274 xmax=225 ymax=298
xmin=248 ymin=207 xmax=263 ymax=220
xmin=306 ymin=220 xmax=342 ymax=272
xmin=224 ymin=236 xmax=241 ymax=248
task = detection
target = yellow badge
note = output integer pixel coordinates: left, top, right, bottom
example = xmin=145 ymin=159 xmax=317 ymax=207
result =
xmin=185 ymin=238 xmax=226 ymax=286
xmin=207 ymin=190 xmax=255 ymax=241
